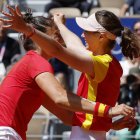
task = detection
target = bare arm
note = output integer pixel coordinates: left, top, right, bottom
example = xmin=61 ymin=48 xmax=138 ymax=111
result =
xmin=35 ymin=72 xmax=135 ymax=118
xmin=54 ymin=13 xmax=86 ymax=50
xmin=54 ymin=13 xmax=86 ymax=51
xmin=35 ymin=72 xmax=95 ymax=114
xmin=53 ymin=13 xmax=94 ymax=75
xmin=31 ymin=29 xmax=93 ymax=75
xmin=120 ymin=4 xmax=129 ymax=17
xmin=42 ymin=94 xmax=74 ymax=126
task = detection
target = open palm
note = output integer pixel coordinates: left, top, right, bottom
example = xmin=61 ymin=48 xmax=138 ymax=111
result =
xmin=0 ymin=5 xmax=27 ymax=33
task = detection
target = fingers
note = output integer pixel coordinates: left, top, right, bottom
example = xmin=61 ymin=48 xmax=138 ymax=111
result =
xmin=124 ymin=104 xmax=134 ymax=110
xmin=0 ymin=18 xmax=13 ymax=29
xmin=0 ymin=18 xmax=13 ymax=23
xmin=1 ymin=24 xmax=12 ymax=29
xmin=123 ymin=108 xmax=134 ymax=117
xmin=120 ymin=104 xmax=135 ymax=117
xmin=111 ymin=104 xmax=135 ymax=118
xmin=2 ymin=5 xmax=22 ymax=18
xmin=15 ymin=5 xmax=23 ymax=17
xmin=6 ymin=5 xmax=16 ymax=16
xmin=2 ymin=11 xmax=13 ymax=18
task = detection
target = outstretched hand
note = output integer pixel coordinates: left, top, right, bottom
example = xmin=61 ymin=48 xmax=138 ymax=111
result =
xmin=0 ymin=5 xmax=28 ymax=33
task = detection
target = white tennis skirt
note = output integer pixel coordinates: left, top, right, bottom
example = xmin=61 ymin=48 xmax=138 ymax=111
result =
xmin=0 ymin=126 xmax=22 ymax=140
xmin=70 ymin=126 xmax=106 ymax=140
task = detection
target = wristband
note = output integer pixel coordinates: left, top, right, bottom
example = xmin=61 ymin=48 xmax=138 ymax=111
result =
xmin=94 ymin=102 xmax=111 ymax=118
xmin=26 ymin=25 xmax=35 ymax=38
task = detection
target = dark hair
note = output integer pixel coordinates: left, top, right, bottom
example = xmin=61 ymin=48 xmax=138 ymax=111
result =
xmin=20 ymin=9 xmax=54 ymax=51
xmin=95 ymin=10 xmax=140 ymax=60
xmin=118 ymin=74 xmax=139 ymax=107
xmin=23 ymin=9 xmax=54 ymax=32
xmin=126 ymin=74 xmax=139 ymax=86
xmin=22 ymin=38 xmax=36 ymax=51
xmin=118 ymin=83 xmax=137 ymax=107
xmin=131 ymin=82 xmax=140 ymax=100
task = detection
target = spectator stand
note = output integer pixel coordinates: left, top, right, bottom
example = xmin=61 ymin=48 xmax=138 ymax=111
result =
xmin=99 ymin=0 xmax=124 ymax=9
xmin=26 ymin=0 xmax=51 ymax=12
xmin=89 ymin=7 xmax=120 ymax=16
xmin=49 ymin=7 xmax=81 ymax=18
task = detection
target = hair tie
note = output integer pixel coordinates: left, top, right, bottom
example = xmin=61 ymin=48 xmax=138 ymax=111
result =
xmin=24 ymin=8 xmax=33 ymax=23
